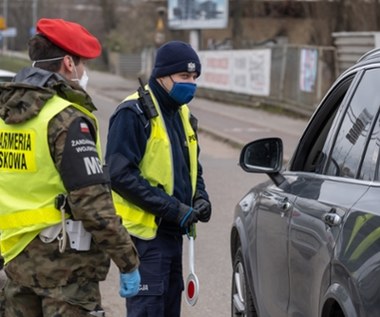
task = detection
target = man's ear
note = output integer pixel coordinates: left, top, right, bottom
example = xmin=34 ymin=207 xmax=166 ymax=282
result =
xmin=62 ymin=55 xmax=74 ymax=72
xmin=59 ymin=55 xmax=75 ymax=79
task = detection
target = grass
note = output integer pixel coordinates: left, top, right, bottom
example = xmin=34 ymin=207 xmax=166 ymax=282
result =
xmin=0 ymin=55 xmax=30 ymax=72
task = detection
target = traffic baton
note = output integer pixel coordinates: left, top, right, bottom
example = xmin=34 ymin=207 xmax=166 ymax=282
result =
xmin=185 ymin=226 xmax=199 ymax=306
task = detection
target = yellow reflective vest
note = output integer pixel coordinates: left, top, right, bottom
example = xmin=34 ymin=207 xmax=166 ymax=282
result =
xmin=0 ymin=95 xmax=100 ymax=264
xmin=113 ymin=87 xmax=198 ymax=240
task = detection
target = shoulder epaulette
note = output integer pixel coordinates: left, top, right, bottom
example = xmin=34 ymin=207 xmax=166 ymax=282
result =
xmin=117 ymin=99 xmax=150 ymax=128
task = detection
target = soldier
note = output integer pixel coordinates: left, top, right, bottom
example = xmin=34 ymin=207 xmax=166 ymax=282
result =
xmin=0 ymin=18 xmax=140 ymax=316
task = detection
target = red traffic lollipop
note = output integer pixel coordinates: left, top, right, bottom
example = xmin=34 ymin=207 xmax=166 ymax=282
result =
xmin=185 ymin=233 xmax=199 ymax=306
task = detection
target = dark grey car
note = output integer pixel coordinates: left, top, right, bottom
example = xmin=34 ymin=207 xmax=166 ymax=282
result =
xmin=230 ymin=48 xmax=380 ymax=317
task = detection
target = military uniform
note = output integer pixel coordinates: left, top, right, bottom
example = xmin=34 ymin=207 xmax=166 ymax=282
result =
xmin=0 ymin=67 xmax=139 ymax=315
xmin=0 ymin=256 xmax=5 ymax=317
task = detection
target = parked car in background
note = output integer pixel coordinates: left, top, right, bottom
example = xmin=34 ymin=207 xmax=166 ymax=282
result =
xmin=0 ymin=69 xmax=15 ymax=82
xmin=230 ymin=47 xmax=380 ymax=317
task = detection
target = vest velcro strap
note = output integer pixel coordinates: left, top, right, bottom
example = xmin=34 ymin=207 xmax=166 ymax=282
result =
xmin=0 ymin=207 xmax=64 ymax=230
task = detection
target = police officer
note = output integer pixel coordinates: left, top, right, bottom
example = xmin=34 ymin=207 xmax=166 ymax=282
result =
xmin=106 ymin=41 xmax=212 ymax=317
xmin=0 ymin=18 xmax=140 ymax=316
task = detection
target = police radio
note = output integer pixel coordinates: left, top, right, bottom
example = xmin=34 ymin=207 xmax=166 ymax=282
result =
xmin=137 ymin=78 xmax=158 ymax=119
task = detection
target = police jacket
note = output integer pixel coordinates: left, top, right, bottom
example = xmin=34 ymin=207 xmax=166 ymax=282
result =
xmin=106 ymin=77 xmax=209 ymax=237
xmin=0 ymin=67 xmax=138 ymax=289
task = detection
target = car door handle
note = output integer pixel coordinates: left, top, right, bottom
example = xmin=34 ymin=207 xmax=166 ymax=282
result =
xmin=323 ymin=212 xmax=342 ymax=226
xmin=277 ymin=198 xmax=291 ymax=212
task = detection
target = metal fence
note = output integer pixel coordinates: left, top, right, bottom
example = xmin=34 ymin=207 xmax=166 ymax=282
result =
xmin=115 ymin=45 xmax=337 ymax=117
xmin=269 ymin=45 xmax=337 ymax=116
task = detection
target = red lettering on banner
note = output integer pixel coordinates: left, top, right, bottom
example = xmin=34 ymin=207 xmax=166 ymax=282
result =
xmin=204 ymin=73 xmax=229 ymax=85
xmin=206 ymin=57 xmax=229 ymax=69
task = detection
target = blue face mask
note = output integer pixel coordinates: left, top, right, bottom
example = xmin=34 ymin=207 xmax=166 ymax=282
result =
xmin=169 ymin=82 xmax=197 ymax=104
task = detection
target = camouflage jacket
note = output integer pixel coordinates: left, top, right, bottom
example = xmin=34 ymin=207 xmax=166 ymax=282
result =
xmin=0 ymin=67 xmax=139 ymax=288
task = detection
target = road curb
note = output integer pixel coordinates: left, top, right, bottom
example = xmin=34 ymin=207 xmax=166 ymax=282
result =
xmin=198 ymin=127 xmax=245 ymax=150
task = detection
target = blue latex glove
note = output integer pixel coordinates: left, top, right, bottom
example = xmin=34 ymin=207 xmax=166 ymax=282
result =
xmin=119 ymin=269 xmax=141 ymax=298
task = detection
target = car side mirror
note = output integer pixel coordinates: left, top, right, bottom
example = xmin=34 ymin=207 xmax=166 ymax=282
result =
xmin=239 ymin=138 xmax=286 ymax=186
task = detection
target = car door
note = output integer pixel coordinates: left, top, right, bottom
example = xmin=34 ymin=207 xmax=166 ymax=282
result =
xmin=336 ymin=186 xmax=380 ymax=317
xmin=254 ymin=181 xmax=296 ymax=317
xmin=333 ymin=98 xmax=380 ymax=317
xmin=287 ymin=176 xmax=368 ymax=317
xmin=286 ymin=67 xmax=380 ymax=317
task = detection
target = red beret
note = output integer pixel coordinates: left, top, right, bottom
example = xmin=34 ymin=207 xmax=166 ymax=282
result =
xmin=36 ymin=18 xmax=101 ymax=59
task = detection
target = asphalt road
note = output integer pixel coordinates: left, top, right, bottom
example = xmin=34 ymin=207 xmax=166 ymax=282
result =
xmin=87 ymin=69 xmax=310 ymax=316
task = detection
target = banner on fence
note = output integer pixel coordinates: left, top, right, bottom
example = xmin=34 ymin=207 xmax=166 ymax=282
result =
xmin=299 ymin=48 xmax=318 ymax=93
xmin=198 ymin=49 xmax=271 ymax=96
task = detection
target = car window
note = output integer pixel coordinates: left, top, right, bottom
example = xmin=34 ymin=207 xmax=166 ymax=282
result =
xmin=291 ymin=75 xmax=354 ymax=173
xmin=325 ymin=69 xmax=380 ymax=178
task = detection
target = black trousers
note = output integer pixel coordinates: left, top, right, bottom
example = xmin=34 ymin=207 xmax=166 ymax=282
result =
xmin=126 ymin=233 xmax=184 ymax=317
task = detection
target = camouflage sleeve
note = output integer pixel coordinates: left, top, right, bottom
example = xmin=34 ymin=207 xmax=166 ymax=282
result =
xmin=48 ymin=106 xmax=139 ymax=273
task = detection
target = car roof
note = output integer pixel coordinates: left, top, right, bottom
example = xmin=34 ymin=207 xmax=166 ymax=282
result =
xmin=336 ymin=48 xmax=380 ymax=81
xmin=356 ymin=47 xmax=380 ymax=63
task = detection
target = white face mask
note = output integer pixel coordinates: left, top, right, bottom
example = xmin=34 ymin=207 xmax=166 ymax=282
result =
xmin=72 ymin=66 xmax=89 ymax=90
xmin=78 ymin=70 xmax=89 ymax=90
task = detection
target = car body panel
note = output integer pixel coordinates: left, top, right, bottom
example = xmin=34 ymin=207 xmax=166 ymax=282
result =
xmin=321 ymin=283 xmax=359 ymax=317
xmin=254 ymin=184 xmax=294 ymax=316
xmin=234 ymin=173 xmax=369 ymax=317
xmin=333 ymin=184 xmax=380 ymax=316
xmin=286 ymin=174 xmax=368 ymax=317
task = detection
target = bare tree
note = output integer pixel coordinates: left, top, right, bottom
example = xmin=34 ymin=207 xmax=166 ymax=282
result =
xmin=99 ymin=0 xmax=118 ymax=32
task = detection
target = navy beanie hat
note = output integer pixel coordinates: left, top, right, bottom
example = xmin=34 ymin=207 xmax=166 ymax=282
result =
xmin=152 ymin=41 xmax=201 ymax=78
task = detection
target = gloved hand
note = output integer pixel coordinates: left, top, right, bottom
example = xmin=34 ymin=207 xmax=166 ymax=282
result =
xmin=119 ymin=269 xmax=141 ymax=298
xmin=177 ymin=203 xmax=198 ymax=228
xmin=194 ymin=198 xmax=212 ymax=222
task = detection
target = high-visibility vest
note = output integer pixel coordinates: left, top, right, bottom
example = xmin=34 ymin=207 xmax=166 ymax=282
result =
xmin=112 ymin=87 xmax=198 ymax=240
xmin=0 ymin=95 xmax=101 ymax=264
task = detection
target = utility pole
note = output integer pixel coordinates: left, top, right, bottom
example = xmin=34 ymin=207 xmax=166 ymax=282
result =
xmin=2 ymin=0 xmax=8 ymax=52
xmin=2 ymin=0 xmax=7 ymax=24
xmin=232 ymin=0 xmax=243 ymax=49
xmin=154 ymin=6 xmax=166 ymax=47
xmin=32 ymin=0 xmax=38 ymax=28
